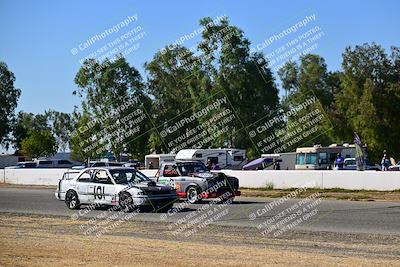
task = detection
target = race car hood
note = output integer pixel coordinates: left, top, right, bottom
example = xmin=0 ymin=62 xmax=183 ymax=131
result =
xmin=123 ymin=181 xmax=174 ymax=193
xmin=188 ymin=172 xmax=220 ymax=180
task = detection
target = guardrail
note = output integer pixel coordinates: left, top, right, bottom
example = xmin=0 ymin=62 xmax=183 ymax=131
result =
xmin=2 ymin=168 xmax=400 ymax=190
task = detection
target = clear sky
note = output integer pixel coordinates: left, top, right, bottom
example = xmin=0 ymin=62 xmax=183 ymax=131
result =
xmin=0 ymin=0 xmax=399 ymax=115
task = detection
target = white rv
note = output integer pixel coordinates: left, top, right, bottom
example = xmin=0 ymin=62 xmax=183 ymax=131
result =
xmin=145 ymin=154 xmax=176 ymax=169
xmin=295 ymin=143 xmax=366 ymax=170
xmin=175 ymin=149 xmax=246 ymax=169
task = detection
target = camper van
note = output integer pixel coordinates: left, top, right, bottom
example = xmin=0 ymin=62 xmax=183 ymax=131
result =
xmin=175 ymin=149 xmax=246 ymax=170
xmin=145 ymin=154 xmax=176 ymax=169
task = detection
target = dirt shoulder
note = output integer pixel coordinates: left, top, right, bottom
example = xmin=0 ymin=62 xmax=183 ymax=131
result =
xmin=0 ymin=213 xmax=399 ymax=267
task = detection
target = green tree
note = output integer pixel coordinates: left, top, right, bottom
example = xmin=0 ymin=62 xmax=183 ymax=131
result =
xmin=45 ymin=110 xmax=73 ymax=152
xmin=13 ymin=111 xmax=50 ymax=150
xmin=278 ymin=55 xmax=340 ymax=146
xmin=69 ymin=109 xmax=98 ymax=161
xmin=144 ymin=17 xmax=282 ymax=158
xmin=0 ymin=62 xmax=21 ymax=149
xmin=145 ymin=46 xmax=205 ymax=119
xmin=13 ymin=110 xmax=72 ymax=152
xmin=145 ymin=45 xmax=206 ymax=153
xmin=145 ymin=17 xmax=281 ymax=157
xmin=198 ymin=17 xmax=280 ymax=153
xmin=335 ymin=43 xmax=400 ymax=160
xmin=21 ymin=130 xmax=57 ymax=158
xmin=73 ymin=56 xmax=152 ymax=159
xmin=278 ymin=54 xmax=336 ymax=110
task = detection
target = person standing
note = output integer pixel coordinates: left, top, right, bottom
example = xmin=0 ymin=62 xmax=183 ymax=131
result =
xmin=148 ymin=161 xmax=154 ymax=169
xmin=273 ymin=159 xmax=281 ymax=170
xmin=381 ymin=154 xmax=390 ymax=171
xmin=334 ymin=153 xmax=344 ymax=170
xmin=207 ymin=159 xmax=213 ymax=171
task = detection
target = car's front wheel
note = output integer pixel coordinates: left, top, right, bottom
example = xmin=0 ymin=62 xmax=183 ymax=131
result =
xmin=119 ymin=192 xmax=135 ymax=212
xmin=65 ymin=190 xmax=80 ymax=209
xmin=186 ymin=186 xmax=200 ymax=204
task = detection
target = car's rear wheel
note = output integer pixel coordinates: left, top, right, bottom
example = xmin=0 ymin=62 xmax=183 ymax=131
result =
xmin=65 ymin=190 xmax=80 ymax=209
xmin=119 ymin=192 xmax=135 ymax=212
xmin=186 ymin=186 xmax=200 ymax=204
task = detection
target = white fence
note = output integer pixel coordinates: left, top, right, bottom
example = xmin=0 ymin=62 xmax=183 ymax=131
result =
xmin=2 ymin=168 xmax=69 ymax=186
xmin=2 ymin=168 xmax=400 ymax=191
xmin=217 ymin=170 xmax=400 ymax=191
xmin=0 ymin=169 xmax=4 ymax=183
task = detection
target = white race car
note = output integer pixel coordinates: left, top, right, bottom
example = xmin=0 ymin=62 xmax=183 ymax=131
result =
xmin=55 ymin=167 xmax=178 ymax=212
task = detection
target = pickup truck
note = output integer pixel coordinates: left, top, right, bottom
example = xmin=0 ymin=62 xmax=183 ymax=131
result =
xmin=153 ymin=160 xmax=241 ymax=204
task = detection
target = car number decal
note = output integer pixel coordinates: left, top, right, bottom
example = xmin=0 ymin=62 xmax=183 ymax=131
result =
xmin=94 ymin=186 xmax=105 ymax=200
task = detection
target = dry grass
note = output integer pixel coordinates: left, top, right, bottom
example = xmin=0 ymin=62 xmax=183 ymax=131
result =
xmin=240 ymin=188 xmax=400 ymax=201
xmin=0 ymin=214 xmax=399 ymax=267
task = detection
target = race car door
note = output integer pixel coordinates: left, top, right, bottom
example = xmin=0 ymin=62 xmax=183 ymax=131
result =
xmin=158 ymin=164 xmax=179 ymax=188
xmin=88 ymin=169 xmax=116 ymax=205
xmin=75 ymin=169 xmax=93 ymax=203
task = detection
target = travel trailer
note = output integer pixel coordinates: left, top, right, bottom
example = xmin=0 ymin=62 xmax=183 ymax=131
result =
xmin=175 ymin=148 xmax=246 ymax=169
xmin=145 ymin=154 xmax=176 ymax=169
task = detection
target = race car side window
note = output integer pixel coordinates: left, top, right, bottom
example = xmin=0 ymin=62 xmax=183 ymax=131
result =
xmin=77 ymin=170 xmax=92 ymax=182
xmin=93 ymin=170 xmax=113 ymax=184
xmin=163 ymin=164 xmax=179 ymax=177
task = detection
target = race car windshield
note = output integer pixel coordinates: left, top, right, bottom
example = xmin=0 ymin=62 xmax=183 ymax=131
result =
xmin=110 ymin=169 xmax=149 ymax=184
xmin=177 ymin=162 xmax=208 ymax=176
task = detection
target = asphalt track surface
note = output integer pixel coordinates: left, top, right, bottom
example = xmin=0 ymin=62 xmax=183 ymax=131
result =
xmin=1 ymin=187 xmax=400 ymax=236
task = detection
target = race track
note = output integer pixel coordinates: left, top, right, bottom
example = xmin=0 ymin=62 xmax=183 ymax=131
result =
xmin=1 ymin=187 xmax=400 ymax=235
